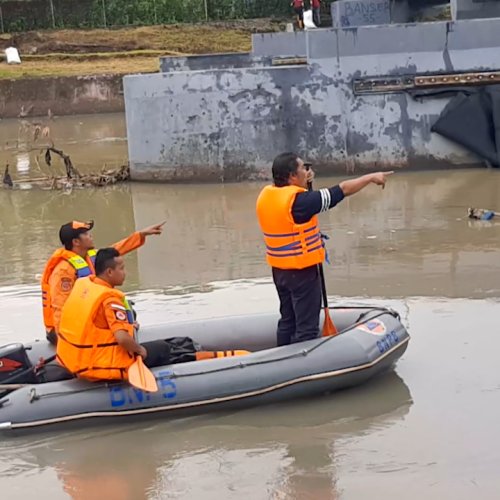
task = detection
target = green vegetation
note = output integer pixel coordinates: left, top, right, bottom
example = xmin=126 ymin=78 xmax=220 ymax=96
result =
xmin=0 ymin=0 xmax=289 ymax=32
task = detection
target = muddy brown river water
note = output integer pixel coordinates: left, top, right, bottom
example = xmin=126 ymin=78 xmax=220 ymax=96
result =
xmin=1 ymin=114 xmax=499 ymax=499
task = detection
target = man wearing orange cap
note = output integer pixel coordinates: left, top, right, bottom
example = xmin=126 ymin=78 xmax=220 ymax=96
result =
xmin=41 ymin=219 xmax=165 ymax=344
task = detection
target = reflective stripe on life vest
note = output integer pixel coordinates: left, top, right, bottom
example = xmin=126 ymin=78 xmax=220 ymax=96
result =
xmin=67 ymin=249 xmax=97 ymax=278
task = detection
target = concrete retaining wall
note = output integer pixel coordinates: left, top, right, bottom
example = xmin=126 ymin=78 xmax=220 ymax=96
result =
xmin=124 ymin=17 xmax=500 ymax=182
xmin=252 ymin=32 xmax=307 ymax=58
xmin=452 ymin=0 xmax=500 ymax=20
xmin=331 ymin=0 xmax=392 ymax=28
xmin=160 ymin=53 xmax=273 ymax=73
xmin=0 ymin=75 xmax=124 ymax=119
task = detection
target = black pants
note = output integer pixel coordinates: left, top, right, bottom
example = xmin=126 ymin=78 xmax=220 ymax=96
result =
xmin=313 ymin=7 xmax=321 ymax=27
xmin=272 ymin=265 xmax=322 ymax=346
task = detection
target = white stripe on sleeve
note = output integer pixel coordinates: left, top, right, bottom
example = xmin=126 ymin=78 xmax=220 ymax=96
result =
xmin=320 ymin=189 xmax=326 ymax=211
xmin=319 ymin=188 xmax=331 ymax=212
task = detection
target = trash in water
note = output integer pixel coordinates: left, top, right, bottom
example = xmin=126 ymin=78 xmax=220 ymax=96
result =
xmin=468 ymin=207 xmax=499 ymax=221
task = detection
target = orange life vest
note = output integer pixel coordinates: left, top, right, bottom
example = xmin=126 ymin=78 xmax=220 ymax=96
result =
xmin=41 ymin=248 xmax=97 ymax=332
xmin=256 ymin=185 xmax=325 ymax=269
xmin=56 ymin=276 xmax=135 ymax=381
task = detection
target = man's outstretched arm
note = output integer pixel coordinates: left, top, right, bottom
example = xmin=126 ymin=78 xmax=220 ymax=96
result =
xmin=111 ymin=221 xmax=166 ymax=255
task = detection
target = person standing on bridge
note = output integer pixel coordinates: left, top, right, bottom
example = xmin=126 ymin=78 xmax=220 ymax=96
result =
xmin=256 ymin=152 xmax=393 ymax=346
xmin=311 ymin=0 xmax=321 ymax=27
xmin=291 ymin=0 xmax=305 ymax=29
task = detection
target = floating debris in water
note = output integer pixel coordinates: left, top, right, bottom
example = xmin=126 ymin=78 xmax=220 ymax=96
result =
xmin=468 ymin=207 xmax=499 ymax=221
xmin=3 ymin=122 xmax=130 ymax=190
xmin=2 ymin=164 xmax=13 ymax=188
xmin=2 ymin=163 xmax=130 ymax=190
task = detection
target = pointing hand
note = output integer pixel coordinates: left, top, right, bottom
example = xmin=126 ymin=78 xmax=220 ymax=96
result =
xmin=139 ymin=221 xmax=166 ymax=237
xmin=370 ymin=171 xmax=394 ymax=189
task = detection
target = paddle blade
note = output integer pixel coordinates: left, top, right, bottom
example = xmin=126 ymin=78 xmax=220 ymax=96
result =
xmin=128 ymin=357 xmax=158 ymax=392
xmin=322 ymin=308 xmax=339 ymax=337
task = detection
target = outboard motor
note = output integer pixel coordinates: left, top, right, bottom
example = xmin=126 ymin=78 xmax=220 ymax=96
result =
xmin=0 ymin=343 xmax=36 ymax=384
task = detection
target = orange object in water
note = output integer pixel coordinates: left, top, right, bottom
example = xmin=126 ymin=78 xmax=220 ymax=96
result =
xmin=195 ymin=350 xmax=250 ymax=361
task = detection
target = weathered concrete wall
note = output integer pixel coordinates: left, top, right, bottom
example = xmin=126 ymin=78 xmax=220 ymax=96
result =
xmin=160 ymin=53 xmax=272 ymax=73
xmin=124 ymin=17 xmax=500 ymax=182
xmin=0 ymin=75 xmax=124 ymax=119
xmin=252 ymin=32 xmax=307 ymax=58
xmin=331 ymin=0 xmax=392 ymax=28
xmin=125 ymin=66 xmax=320 ymax=181
xmin=330 ymin=0 xmax=419 ymax=28
xmin=452 ymin=0 xmax=500 ymax=20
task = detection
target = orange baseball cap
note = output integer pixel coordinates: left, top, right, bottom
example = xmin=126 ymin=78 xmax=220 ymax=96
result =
xmin=59 ymin=220 xmax=94 ymax=245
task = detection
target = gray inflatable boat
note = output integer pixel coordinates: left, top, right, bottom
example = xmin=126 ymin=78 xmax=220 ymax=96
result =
xmin=0 ymin=306 xmax=409 ymax=433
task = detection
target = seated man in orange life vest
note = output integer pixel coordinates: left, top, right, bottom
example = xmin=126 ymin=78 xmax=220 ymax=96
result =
xmin=56 ymin=248 xmax=249 ymax=382
xmin=41 ymin=219 xmax=164 ymax=345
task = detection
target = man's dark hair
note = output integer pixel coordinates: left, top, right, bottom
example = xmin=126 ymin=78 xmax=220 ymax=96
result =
xmin=272 ymin=152 xmax=300 ymax=187
xmin=95 ymin=247 xmax=120 ymax=275
xmin=62 ymin=231 xmax=85 ymax=251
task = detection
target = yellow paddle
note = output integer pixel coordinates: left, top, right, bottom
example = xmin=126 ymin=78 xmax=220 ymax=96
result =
xmin=128 ymin=355 xmax=158 ymax=392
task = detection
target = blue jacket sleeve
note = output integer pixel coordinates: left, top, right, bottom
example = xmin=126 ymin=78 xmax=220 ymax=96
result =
xmin=291 ymin=185 xmax=345 ymax=224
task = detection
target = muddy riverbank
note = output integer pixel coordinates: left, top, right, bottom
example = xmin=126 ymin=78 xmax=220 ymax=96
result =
xmin=0 ymin=74 xmax=124 ymax=119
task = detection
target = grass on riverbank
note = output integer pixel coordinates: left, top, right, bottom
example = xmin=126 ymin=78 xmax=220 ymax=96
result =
xmin=0 ymin=54 xmax=161 ymax=79
xmin=0 ymin=21 xmax=284 ymax=79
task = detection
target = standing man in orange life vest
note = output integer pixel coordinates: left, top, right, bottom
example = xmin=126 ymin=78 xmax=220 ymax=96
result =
xmin=41 ymin=219 xmax=165 ymax=344
xmin=256 ymin=152 xmax=393 ymax=346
